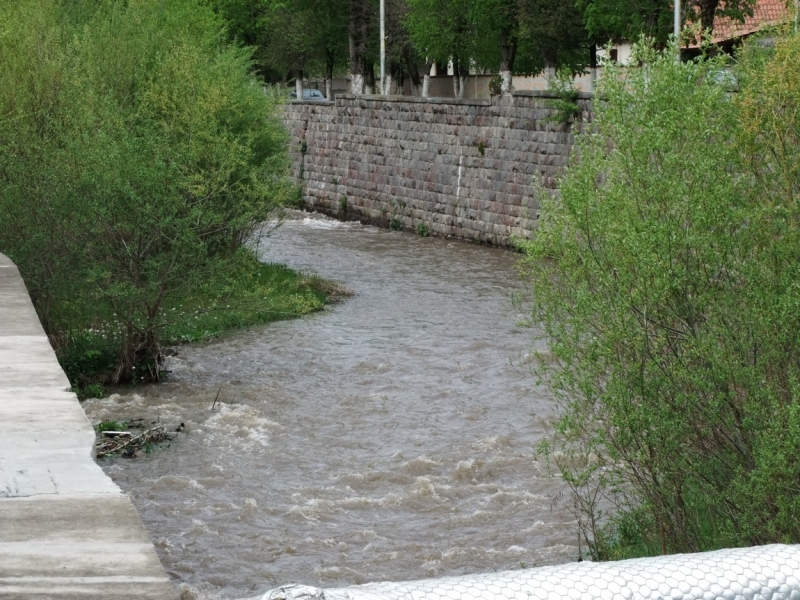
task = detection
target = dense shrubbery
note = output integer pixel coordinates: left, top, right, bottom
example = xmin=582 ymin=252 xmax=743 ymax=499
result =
xmin=0 ymin=0 xmax=318 ymax=394
xmin=522 ymin=34 xmax=800 ymax=558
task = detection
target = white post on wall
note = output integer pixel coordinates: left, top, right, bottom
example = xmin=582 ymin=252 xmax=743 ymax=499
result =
xmin=380 ymin=0 xmax=386 ymax=94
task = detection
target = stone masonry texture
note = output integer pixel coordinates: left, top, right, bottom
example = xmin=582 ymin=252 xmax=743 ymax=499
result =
xmin=283 ymin=92 xmax=593 ymax=247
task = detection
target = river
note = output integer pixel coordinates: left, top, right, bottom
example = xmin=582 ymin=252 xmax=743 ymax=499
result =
xmin=82 ymin=212 xmax=577 ymax=600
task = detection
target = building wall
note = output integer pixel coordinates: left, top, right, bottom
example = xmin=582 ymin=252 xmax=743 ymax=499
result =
xmin=284 ymin=92 xmax=592 ymax=246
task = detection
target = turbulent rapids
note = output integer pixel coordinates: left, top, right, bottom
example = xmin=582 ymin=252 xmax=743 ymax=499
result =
xmin=83 ymin=213 xmax=569 ymax=598
xmin=81 ymin=213 xmax=797 ymax=600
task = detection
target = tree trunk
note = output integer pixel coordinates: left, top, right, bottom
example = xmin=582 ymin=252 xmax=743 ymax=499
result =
xmin=365 ymin=59 xmax=375 ymax=94
xmin=499 ymin=30 xmax=517 ymax=94
xmin=325 ymin=50 xmax=335 ymax=100
xmin=698 ymin=0 xmax=719 ymax=32
xmin=405 ymin=50 xmax=422 ymax=96
xmin=422 ymin=60 xmax=433 ymax=97
xmin=295 ymin=67 xmax=304 ymax=100
xmin=452 ymin=57 xmax=467 ymax=99
xmin=349 ymin=0 xmax=369 ymax=95
xmin=542 ymin=53 xmax=556 ymax=86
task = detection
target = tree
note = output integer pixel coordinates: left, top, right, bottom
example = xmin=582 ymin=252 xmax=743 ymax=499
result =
xmin=517 ymin=0 xmax=589 ymax=80
xmin=691 ymin=0 xmax=756 ymax=33
xmin=0 ymin=0 xmax=292 ymax=382
xmin=405 ymin=0 xmax=479 ymax=97
xmin=577 ymin=0 xmax=756 ymax=44
xmin=577 ymin=0 xmax=674 ymax=43
xmin=470 ymin=0 xmax=521 ymax=92
xmin=349 ymin=0 xmax=376 ymax=94
xmin=260 ymin=1 xmax=319 ymax=98
xmin=522 ymin=36 xmax=800 ymax=558
xmin=213 ymin=0 xmax=348 ymax=98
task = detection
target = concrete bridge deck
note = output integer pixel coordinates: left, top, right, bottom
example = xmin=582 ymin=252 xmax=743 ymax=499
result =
xmin=0 ymin=253 xmax=178 ymax=599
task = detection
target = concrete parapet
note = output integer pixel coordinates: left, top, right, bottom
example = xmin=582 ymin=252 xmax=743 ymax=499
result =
xmin=0 ymin=253 xmax=178 ymax=599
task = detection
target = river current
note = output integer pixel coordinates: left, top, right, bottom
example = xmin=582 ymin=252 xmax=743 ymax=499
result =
xmin=82 ymin=212 xmax=577 ymax=599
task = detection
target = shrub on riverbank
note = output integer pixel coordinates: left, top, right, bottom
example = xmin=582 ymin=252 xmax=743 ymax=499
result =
xmin=0 ymin=0 xmax=316 ymax=394
xmin=522 ymin=34 xmax=800 ymax=558
xmin=59 ymin=250 xmax=347 ymax=397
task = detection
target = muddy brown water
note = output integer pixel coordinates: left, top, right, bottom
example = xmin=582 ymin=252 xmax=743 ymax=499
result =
xmin=82 ymin=212 xmax=578 ymax=600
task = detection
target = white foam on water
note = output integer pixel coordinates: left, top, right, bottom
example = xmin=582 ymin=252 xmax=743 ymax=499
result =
xmin=200 ymin=403 xmax=282 ymax=449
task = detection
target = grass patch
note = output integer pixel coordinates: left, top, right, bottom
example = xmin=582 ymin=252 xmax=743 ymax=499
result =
xmin=59 ymin=251 xmax=351 ymax=398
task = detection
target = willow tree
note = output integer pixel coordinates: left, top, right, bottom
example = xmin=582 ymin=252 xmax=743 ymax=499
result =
xmin=523 ymin=36 xmax=800 ymax=559
xmin=0 ymin=0 xmax=292 ymax=382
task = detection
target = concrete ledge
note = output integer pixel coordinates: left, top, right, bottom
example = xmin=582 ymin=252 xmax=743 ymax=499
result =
xmin=512 ymin=90 xmax=594 ymax=100
xmin=335 ymin=93 xmax=492 ymax=107
xmin=0 ymin=252 xmax=178 ymax=599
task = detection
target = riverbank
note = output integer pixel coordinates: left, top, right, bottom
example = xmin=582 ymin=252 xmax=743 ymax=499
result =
xmin=0 ymin=252 xmax=178 ymax=599
xmin=59 ymin=248 xmax=351 ymax=399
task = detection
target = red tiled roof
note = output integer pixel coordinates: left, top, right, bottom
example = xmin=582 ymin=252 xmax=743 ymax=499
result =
xmin=709 ymin=0 xmax=791 ymax=42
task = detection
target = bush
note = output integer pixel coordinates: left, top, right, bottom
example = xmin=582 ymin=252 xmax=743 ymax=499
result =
xmin=521 ymin=35 xmax=800 ymax=558
xmin=0 ymin=0 xmax=294 ymax=384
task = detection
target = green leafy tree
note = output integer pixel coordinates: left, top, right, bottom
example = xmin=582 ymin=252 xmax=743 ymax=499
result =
xmin=405 ymin=0 xmax=480 ymax=97
xmin=522 ymin=35 xmax=800 ymax=559
xmin=577 ymin=0 xmax=756 ymax=44
xmin=516 ymin=0 xmax=589 ymax=79
xmin=0 ymin=0 xmax=292 ymax=382
xmin=213 ymin=0 xmax=348 ymax=98
xmin=577 ymin=0 xmax=674 ymax=43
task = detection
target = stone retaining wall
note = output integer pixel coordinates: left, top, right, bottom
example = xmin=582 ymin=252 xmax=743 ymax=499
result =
xmin=284 ymin=92 xmax=592 ymax=246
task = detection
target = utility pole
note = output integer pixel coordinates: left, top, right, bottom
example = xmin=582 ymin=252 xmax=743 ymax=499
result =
xmin=380 ymin=0 xmax=386 ymax=94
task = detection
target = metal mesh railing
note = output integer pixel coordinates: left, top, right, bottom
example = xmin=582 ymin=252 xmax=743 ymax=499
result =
xmin=251 ymin=544 xmax=800 ymax=600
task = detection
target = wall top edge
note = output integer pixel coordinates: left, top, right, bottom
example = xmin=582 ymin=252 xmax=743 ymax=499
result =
xmin=511 ymin=90 xmax=594 ymax=100
xmin=287 ymin=92 xmax=593 ymax=107
xmin=336 ymin=94 xmax=492 ymax=107
xmin=287 ymin=100 xmax=335 ymax=106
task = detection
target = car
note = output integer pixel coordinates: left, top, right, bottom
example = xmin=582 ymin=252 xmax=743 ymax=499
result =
xmin=288 ymin=88 xmax=328 ymax=101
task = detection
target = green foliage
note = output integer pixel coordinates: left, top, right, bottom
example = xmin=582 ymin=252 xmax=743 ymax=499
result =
xmin=404 ymin=0 xmax=588 ymax=81
xmin=546 ymin=69 xmax=581 ymax=125
xmin=213 ymin=0 xmax=349 ymax=83
xmin=79 ymin=384 xmax=108 ymax=400
xmin=95 ymin=421 xmax=127 ymax=433
xmin=521 ymin=35 xmax=800 ymax=558
xmin=577 ymin=0 xmax=674 ymax=43
xmin=577 ymin=0 xmax=756 ymax=44
xmin=489 ymin=74 xmax=504 ymax=95
xmin=159 ymin=250 xmax=336 ymax=345
xmin=416 ymin=223 xmax=429 ymax=237
xmin=56 ymin=252 xmax=338 ymax=389
xmin=390 ymin=218 xmax=402 ymax=230
xmin=0 ymin=0 xmax=295 ymax=385
xmin=515 ymin=0 xmax=589 ymax=75
xmin=405 ymin=0 xmax=479 ymax=71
